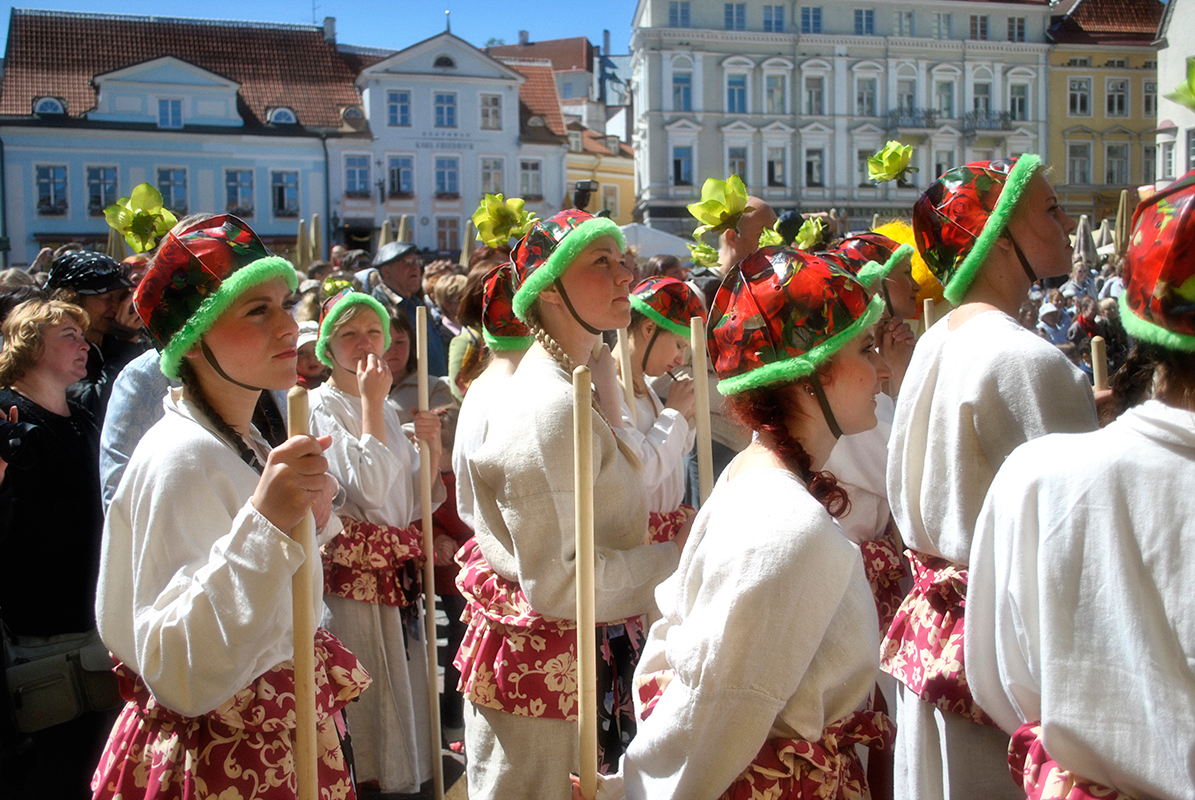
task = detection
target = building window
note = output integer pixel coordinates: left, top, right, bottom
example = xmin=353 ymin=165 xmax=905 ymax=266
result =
xmin=568 ymin=131 xmax=584 ymax=152
xmin=388 ymin=156 xmax=413 ymax=197
xmin=1143 ymin=144 xmax=1156 ymax=183
xmin=854 ymin=9 xmax=875 ymax=35
xmin=1068 ymin=142 xmax=1092 ymax=185
xmin=724 ymin=3 xmax=746 ymax=30
xmin=387 ymin=91 xmax=411 ymax=127
xmin=727 ymin=75 xmax=747 ymax=113
xmin=86 ymin=167 xmax=117 ymax=217
xmin=933 ymin=13 xmax=952 ymax=38
xmin=272 ymin=171 xmax=299 ymax=217
xmin=668 ymin=1 xmax=691 ymax=27
xmin=728 ymin=147 xmax=748 ymax=180
xmin=672 ymin=146 xmax=693 ymax=185
xmin=970 ymin=15 xmax=989 ymax=40
xmin=936 ymin=80 xmax=954 ymax=117
xmin=1069 ymin=78 xmax=1091 ymax=116
xmin=435 ymin=157 xmax=459 ymax=196
xmin=344 ymin=155 xmax=371 ymax=198
xmin=673 ymin=71 xmax=692 ymax=111
xmin=1161 ymin=141 xmax=1175 ymax=179
xmin=1007 ymin=17 xmax=1026 ymax=42
xmin=225 ymin=169 xmax=254 ymax=217
xmin=34 ymin=97 xmax=64 ymax=115
xmin=857 ymin=149 xmax=873 ymax=187
xmin=767 ymin=147 xmax=786 ymax=186
xmin=896 ymin=79 xmax=915 ymax=114
xmin=1107 ymin=79 xmax=1128 ymax=117
xmin=157 ymin=168 xmax=187 ymax=214
xmin=1145 ymin=59 xmax=1157 ymax=69
xmin=480 ymin=158 xmax=504 ymax=195
xmin=1067 ymin=57 xmax=1091 ymax=67
xmin=268 ymin=108 xmax=296 ymax=125
xmin=973 ymin=83 xmax=991 ymax=115
xmin=607 ymin=135 xmax=621 ymax=153
xmin=1106 ymin=144 xmax=1129 ymax=185
xmin=1144 ymin=81 xmax=1157 ymax=117
xmin=765 ymin=75 xmax=786 ymax=114
xmin=434 ymin=93 xmax=457 ymax=128
xmin=801 ymin=6 xmax=822 ymax=33
xmin=935 ymin=149 xmax=954 ymax=177
xmin=1106 ymin=58 xmax=1127 ymax=68
xmin=805 ymin=76 xmax=825 ymax=115
xmin=480 ymin=95 xmax=502 ymax=130
xmin=563 ymin=83 xmax=574 ymax=99
xmin=520 ymin=160 xmax=543 ymax=197
xmin=805 ymin=148 xmax=825 ymax=187
xmin=856 ymin=77 xmax=877 ymax=117
xmin=437 ymin=218 xmax=460 ymax=251
xmin=763 ymin=5 xmax=784 ymax=32
xmin=158 ymin=99 xmax=182 ymax=129
xmin=896 ymin=11 xmax=913 ymax=36
xmin=434 ymin=55 xmax=456 ymax=69
xmin=1009 ymin=84 xmax=1029 ymax=121
xmin=36 ymin=165 xmax=67 ymax=216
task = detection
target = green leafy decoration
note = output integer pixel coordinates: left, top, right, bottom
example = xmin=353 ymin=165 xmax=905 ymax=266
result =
xmin=868 ymin=141 xmax=918 ymax=184
xmin=322 ymin=276 xmax=354 ymax=297
xmin=1165 ymin=57 xmax=1195 ymax=111
xmin=758 ymin=223 xmax=784 ymax=248
xmin=472 ymin=193 xmax=538 ymax=248
xmin=104 ymin=183 xmax=178 ymax=253
xmin=687 ymin=175 xmax=755 ymax=238
xmin=687 ymin=239 xmax=720 ymax=268
xmin=794 ymin=218 xmax=827 ymax=251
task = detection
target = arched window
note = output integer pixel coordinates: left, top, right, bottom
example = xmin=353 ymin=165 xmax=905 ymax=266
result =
xmin=34 ymin=97 xmax=64 ymax=115
xmin=268 ymin=107 xmax=297 ymax=124
xmin=434 ymin=55 xmax=456 ymax=69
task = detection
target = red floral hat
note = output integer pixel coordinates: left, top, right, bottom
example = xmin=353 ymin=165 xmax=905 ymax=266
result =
xmin=315 ymin=287 xmax=392 ymax=368
xmin=510 ymin=209 xmax=625 ymax=322
xmin=823 ymin=233 xmax=914 ymax=292
xmin=135 ymin=215 xmax=298 ymax=380
xmin=630 ymin=276 xmax=706 ymax=337
xmin=1121 ymin=169 xmax=1195 ymax=350
xmin=482 ymin=264 xmax=532 ymax=351
xmin=708 ymin=246 xmax=884 ymax=395
xmin=912 ymin=154 xmax=1041 ymax=305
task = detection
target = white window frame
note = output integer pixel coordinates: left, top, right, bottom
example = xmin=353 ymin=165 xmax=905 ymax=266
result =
xmin=480 ymin=94 xmax=502 ymax=130
xmin=804 ymin=146 xmax=826 ymax=187
xmin=157 ymin=98 xmax=183 ymax=129
xmin=668 ymin=0 xmax=692 ymax=27
xmin=1143 ymin=143 xmax=1157 ymax=184
xmin=85 ymin=165 xmax=118 ymax=217
xmin=388 ymin=90 xmax=411 ymax=127
xmin=387 ymin=154 xmax=415 ymax=198
xmin=935 ymin=78 xmax=956 ymax=118
xmin=224 ymin=167 xmax=255 ymax=218
xmin=1069 ymin=77 xmax=1092 ymax=117
xmin=601 ymin=184 xmax=619 ymax=216
xmin=725 ymin=144 xmax=750 ymax=183
xmin=343 ymin=153 xmax=372 ymax=199
xmin=1106 ymin=78 xmax=1129 ymax=118
xmin=800 ymin=6 xmax=822 ymax=33
xmin=271 ymin=170 xmax=300 ymax=219
xmin=434 ymin=155 xmax=461 ymax=196
xmin=520 ymin=158 xmax=544 ymax=198
xmin=1144 ymin=80 xmax=1157 ymax=118
xmin=1067 ymin=141 xmax=1093 ymax=185
xmin=1161 ymin=140 xmax=1175 ymax=180
xmin=969 ymin=15 xmax=989 ymax=40
xmin=763 ymin=4 xmax=785 ymax=32
xmin=480 ymin=156 xmax=505 ymax=195
xmin=854 ymin=9 xmax=876 ymax=36
xmin=855 ymin=73 xmax=879 ymax=117
xmin=803 ymin=68 xmax=829 ymax=115
xmin=765 ymin=143 xmax=789 ymax=187
xmin=895 ymin=10 xmax=914 ymax=36
xmin=35 ymin=164 xmax=68 ymax=216
xmin=671 ymin=66 xmax=693 ymax=112
xmin=933 ymin=12 xmax=952 ymax=39
xmin=724 ymin=2 xmax=746 ymax=30
xmin=434 ymin=91 xmax=458 ymax=128
xmin=435 ymin=216 xmax=461 ymax=252
xmin=1007 ymin=16 xmax=1026 ymax=42
xmin=156 ymin=166 xmax=188 ymax=214
xmin=1105 ymin=142 xmax=1130 ymax=185
xmin=671 ymin=144 xmax=695 ymax=186
xmin=725 ymin=62 xmax=752 ymax=114
xmin=1008 ymin=83 xmax=1030 ymax=121
xmin=762 ymin=61 xmax=790 ymax=115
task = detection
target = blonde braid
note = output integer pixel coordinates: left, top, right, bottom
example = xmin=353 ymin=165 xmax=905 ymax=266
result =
xmin=527 ymin=309 xmax=614 ymax=430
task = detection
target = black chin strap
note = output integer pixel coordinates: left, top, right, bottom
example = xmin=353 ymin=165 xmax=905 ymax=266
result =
xmin=881 ymin=281 xmax=895 ymax=318
xmin=1006 ymin=232 xmax=1039 ymax=284
xmin=201 ymin=340 xmax=269 ymax=393
xmin=640 ymin=325 xmax=662 ymax=376
xmin=553 ymin=278 xmax=603 ymax=335
xmin=809 ymin=373 xmax=843 ymax=440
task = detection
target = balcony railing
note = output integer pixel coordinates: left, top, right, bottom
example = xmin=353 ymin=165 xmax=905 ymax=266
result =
xmin=886 ymin=108 xmax=939 ymax=130
xmin=963 ymin=111 xmax=1014 ymax=133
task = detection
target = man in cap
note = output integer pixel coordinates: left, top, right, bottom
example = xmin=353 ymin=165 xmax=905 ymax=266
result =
xmin=45 ymin=250 xmax=142 ymax=421
xmin=359 ymin=241 xmax=448 ymax=377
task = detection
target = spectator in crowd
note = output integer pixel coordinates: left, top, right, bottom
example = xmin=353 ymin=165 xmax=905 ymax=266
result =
xmin=0 ymin=268 xmax=38 ymax=289
xmin=295 ymin=320 xmax=328 ymax=390
xmin=434 ymin=273 xmax=468 ymax=336
xmin=1036 ymin=302 xmax=1069 ymax=344
xmin=329 ymin=244 xmax=347 ymax=268
xmin=306 ymin=259 xmax=334 ymax=283
xmin=362 ymin=242 xmax=449 ymax=376
xmin=383 ymin=302 xmax=456 ymax=427
xmin=447 ymin=267 xmax=487 ymax=402
xmin=644 ymin=253 xmax=687 ymax=281
xmin=1097 ymin=296 xmax=1130 ymax=372
xmin=1067 ymin=296 xmax=1106 ymax=348
xmin=1017 ymin=301 xmax=1039 ymax=332
xmin=1098 ymin=258 xmax=1125 ymax=299
xmin=1060 ymin=263 xmax=1097 ymax=300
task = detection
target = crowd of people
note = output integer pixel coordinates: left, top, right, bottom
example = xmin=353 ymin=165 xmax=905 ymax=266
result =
xmin=0 ymin=152 xmax=1191 ymax=800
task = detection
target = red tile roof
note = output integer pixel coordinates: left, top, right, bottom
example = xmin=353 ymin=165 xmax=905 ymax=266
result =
xmin=497 ymin=58 xmax=567 ymax=143
xmin=578 ymin=126 xmax=632 ymax=158
xmin=0 ymin=9 xmax=363 ymax=128
xmin=487 ymin=37 xmax=594 ymax=74
xmin=1050 ymin=0 xmax=1164 ymax=44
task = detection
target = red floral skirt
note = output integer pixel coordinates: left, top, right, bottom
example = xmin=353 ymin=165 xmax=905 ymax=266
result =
xmin=321 ymin=516 xmax=425 ymax=607
xmin=91 ymin=628 xmax=371 ymax=800
xmin=645 ymin=507 xmax=693 ymax=545
xmin=1008 ymin=722 xmax=1132 ymax=800
xmin=452 ymin=539 xmax=645 ymax=773
xmin=635 ymin=669 xmax=895 ymax=800
xmin=858 ymin=523 xmax=908 ymax=635
xmin=879 ymin=550 xmax=996 ymax=727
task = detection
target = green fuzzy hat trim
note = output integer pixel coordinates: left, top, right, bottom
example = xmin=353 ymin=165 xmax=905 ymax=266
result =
xmin=858 ymin=243 xmax=915 ymax=291
xmin=943 ymin=154 xmax=1042 ymax=306
xmin=512 ymin=217 xmax=626 ymax=322
xmin=1118 ymin=292 xmax=1195 ymax=353
xmin=316 ymin=293 xmax=393 ymax=368
xmin=629 ymin=294 xmax=691 ymax=337
xmin=483 ymin=329 xmax=534 ymax=352
xmin=717 ymin=293 xmax=885 ymax=396
xmin=159 ymin=256 xmax=299 ymax=380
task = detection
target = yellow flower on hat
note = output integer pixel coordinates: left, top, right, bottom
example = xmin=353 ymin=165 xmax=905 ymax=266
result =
xmin=472 ymin=193 xmax=539 ymax=249
xmin=794 ymin=218 xmax=827 ymax=251
xmin=687 ymin=239 xmax=720 ymax=268
xmin=688 ymin=175 xmax=754 ymax=238
xmin=104 ymin=183 xmax=178 ymax=253
xmin=868 ymin=141 xmax=918 ymax=184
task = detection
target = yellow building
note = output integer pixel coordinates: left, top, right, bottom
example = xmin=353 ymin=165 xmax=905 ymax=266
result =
xmin=566 ymin=122 xmax=636 ymax=224
xmin=1047 ymin=0 xmax=1164 ymax=221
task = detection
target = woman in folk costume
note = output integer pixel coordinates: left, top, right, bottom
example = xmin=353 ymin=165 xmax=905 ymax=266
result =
xmin=617 ymin=276 xmax=704 ymax=544
xmin=881 ymin=156 xmax=1098 ymax=800
xmin=92 ymin=215 xmax=370 ymax=799
xmin=307 ymin=287 xmax=444 ymax=795
xmin=965 ymin=170 xmax=1195 ymax=800
xmin=609 ymin=247 xmax=896 ymax=799
xmin=454 ymin=209 xmax=683 ymax=799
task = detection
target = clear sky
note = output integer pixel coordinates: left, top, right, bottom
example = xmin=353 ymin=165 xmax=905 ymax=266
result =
xmin=0 ymin=0 xmax=639 ymax=55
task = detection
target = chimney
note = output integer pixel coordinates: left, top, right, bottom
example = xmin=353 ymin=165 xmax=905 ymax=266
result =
xmin=323 ymin=16 xmax=336 ymax=44
xmin=604 ymin=29 xmax=611 ymax=57
xmin=518 ymin=30 xmax=529 ymax=46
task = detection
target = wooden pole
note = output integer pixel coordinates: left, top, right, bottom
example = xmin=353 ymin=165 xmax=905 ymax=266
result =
xmin=311 ymin=213 xmax=323 ymax=261
xmin=397 ymin=215 xmax=411 ymax=243
xmin=690 ymin=317 xmax=713 ymax=505
xmin=1091 ymin=335 xmax=1108 ymax=391
xmin=459 ymin=219 xmax=477 ymax=268
xmin=286 ymin=387 xmax=318 ymax=800
xmin=616 ymin=328 xmax=636 ymax=428
xmin=922 ymin=298 xmax=936 ymax=333
xmin=379 ymin=220 xmax=392 ymax=249
xmin=572 ymin=364 xmax=598 ymax=800
xmin=415 ymin=307 xmax=446 ymax=800
xmin=297 ymin=219 xmax=310 ymax=272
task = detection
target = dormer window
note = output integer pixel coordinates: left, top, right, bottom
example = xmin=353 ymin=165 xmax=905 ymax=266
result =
xmin=568 ymin=131 xmax=583 ymax=152
xmin=528 ymin=116 xmax=545 ymax=127
xmin=158 ymin=99 xmax=183 ymax=129
xmin=607 ymin=136 xmax=621 ymax=153
xmin=34 ymin=97 xmax=64 ymax=115
xmin=268 ymin=107 xmax=297 ymax=125
xmin=434 ymin=55 xmax=456 ymax=69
